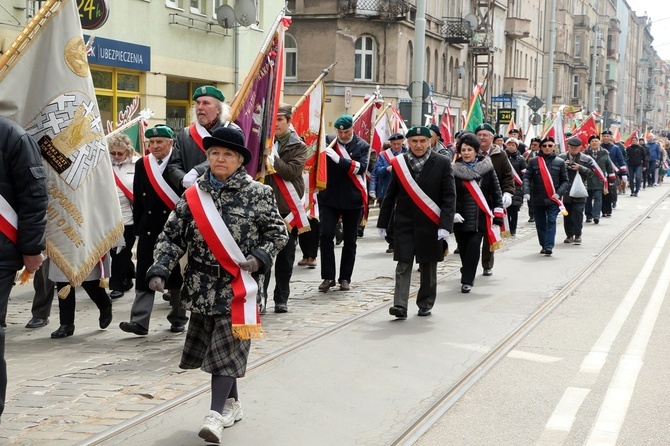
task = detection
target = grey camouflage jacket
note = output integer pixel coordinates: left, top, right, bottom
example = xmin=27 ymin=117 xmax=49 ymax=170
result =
xmin=147 ymin=167 xmax=288 ymax=316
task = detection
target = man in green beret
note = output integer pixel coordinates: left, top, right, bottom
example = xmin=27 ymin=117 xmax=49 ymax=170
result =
xmin=119 ymin=125 xmax=187 ymax=336
xmin=167 ymin=85 xmax=238 ymax=191
xmin=318 ymin=114 xmax=370 ymax=292
xmin=475 ymin=122 xmax=515 ymax=276
xmin=378 ymin=126 xmax=456 ymax=319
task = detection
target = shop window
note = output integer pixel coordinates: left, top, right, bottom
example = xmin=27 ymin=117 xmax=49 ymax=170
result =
xmin=91 ymin=67 xmax=142 ymax=132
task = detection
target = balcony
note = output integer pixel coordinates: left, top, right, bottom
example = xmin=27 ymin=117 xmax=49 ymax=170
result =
xmin=471 ymin=29 xmax=494 ymax=53
xmin=574 ymin=15 xmax=590 ymax=29
xmin=503 ymin=76 xmax=529 ymax=93
xmin=505 ymin=17 xmax=531 ymax=39
xmin=338 ymin=0 xmax=408 ymax=20
xmin=607 ymin=48 xmax=619 ymax=61
xmin=440 ymin=18 xmax=473 ymax=44
xmin=606 ymin=78 xmax=618 ymax=91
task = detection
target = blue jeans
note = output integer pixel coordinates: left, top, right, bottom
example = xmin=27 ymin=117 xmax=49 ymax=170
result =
xmin=629 ymin=165 xmax=643 ymax=194
xmin=533 ymin=203 xmax=559 ymax=250
xmin=585 ymin=188 xmax=602 ymax=220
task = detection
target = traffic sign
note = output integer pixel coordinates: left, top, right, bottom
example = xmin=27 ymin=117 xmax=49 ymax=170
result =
xmin=491 ymin=95 xmax=510 ymax=103
xmin=497 ymin=108 xmax=516 ymax=124
xmin=528 ymin=96 xmax=544 ymax=112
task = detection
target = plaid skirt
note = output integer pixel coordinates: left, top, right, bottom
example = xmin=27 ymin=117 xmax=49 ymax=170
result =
xmin=180 ymin=313 xmax=251 ymax=377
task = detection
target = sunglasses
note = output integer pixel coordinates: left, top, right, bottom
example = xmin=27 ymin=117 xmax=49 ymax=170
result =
xmin=541 ymin=144 xmax=555 ymax=148
xmin=110 ymin=151 xmax=126 ymax=156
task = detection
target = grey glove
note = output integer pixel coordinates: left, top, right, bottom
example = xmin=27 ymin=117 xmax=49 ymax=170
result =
xmin=239 ymin=255 xmax=261 ymax=273
xmin=148 ymin=276 xmax=165 ymax=292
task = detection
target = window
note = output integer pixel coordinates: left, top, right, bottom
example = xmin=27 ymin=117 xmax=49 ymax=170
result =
xmin=190 ymin=0 xmax=204 ymax=14
xmin=285 ymin=34 xmax=297 ymax=80
xmin=91 ymin=68 xmax=142 ymax=132
xmin=425 ymin=49 xmax=431 ymax=87
xmin=354 ymin=36 xmax=376 ymax=81
xmin=572 ymin=75 xmax=579 ymax=98
xmin=213 ymin=0 xmax=223 ymax=18
xmin=574 ymin=35 xmax=582 ymax=58
xmin=166 ymin=79 xmax=198 ymax=130
xmin=406 ymin=42 xmax=413 ymax=84
xmin=166 ymin=0 xmax=183 ymax=9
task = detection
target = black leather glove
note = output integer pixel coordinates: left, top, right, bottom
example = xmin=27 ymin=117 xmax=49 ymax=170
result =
xmin=492 ymin=217 xmax=504 ymax=227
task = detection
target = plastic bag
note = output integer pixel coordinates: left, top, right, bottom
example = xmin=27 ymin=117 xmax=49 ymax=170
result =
xmin=569 ymin=173 xmax=588 ymax=198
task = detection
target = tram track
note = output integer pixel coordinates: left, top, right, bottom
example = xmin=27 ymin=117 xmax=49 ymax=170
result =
xmin=80 ymin=193 xmax=667 ymax=446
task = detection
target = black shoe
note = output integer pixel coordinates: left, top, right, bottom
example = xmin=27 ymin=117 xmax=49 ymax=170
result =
xmin=483 ymin=268 xmax=493 ymax=276
xmin=528 ymin=217 xmax=535 ymax=222
xmin=50 ymin=324 xmax=75 ymax=338
xmin=110 ymin=290 xmax=124 ymax=299
xmin=25 ymin=317 xmax=49 ymax=329
xmin=119 ymin=321 xmax=148 ymax=336
xmin=339 ymin=280 xmax=351 ymax=291
xmin=99 ymin=305 xmax=113 ymax=329
xmin=123 ymin=281 xmax=134 ymax=292
xmin=274 ymin=304 xmax=288 ymax=313
xmin=540 ymin=248 xmax=547 ymax=254
xmin=389 ymin=306 xmax=407 ymax=320
xmin=544 ymin=248 xmax=553 ymax=256
xmin=357 ymin=227 xmax=364 ymax=238
xmin=594 ymin=218 xmax=600 ymax=224
xmin=318 ymin=279 xmax=336 ymax=292
xmin=418 ymin=308 xmax=432 ymax=317
xmin=586 ymin=218 xmax=593 ymax=223
xmin=461 ymin=284 xmax=472 ymax=293
xmin=170 ymin=324 xmax=185 ymax=333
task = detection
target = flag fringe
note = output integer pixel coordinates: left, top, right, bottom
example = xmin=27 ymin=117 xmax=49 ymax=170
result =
xmin=232 ymin=324 xmax=265 ymax=340
xmin=489 ymin=240 xmax=504 ymax=252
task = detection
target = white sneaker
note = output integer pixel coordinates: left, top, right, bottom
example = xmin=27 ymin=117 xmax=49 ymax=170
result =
xmin=198 ymin=410 xmax=224 ymax=443
xmin=221 ymin=398 xmax=243 ymax=428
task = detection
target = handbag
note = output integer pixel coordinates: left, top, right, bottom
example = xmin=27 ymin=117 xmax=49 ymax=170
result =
xmin=569 ymin=172 xmax=588 ymax=198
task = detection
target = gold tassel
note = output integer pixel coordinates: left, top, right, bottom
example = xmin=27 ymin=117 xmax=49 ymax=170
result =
xmin=501 ymin=230 xmax=511 ymax=238
xmin=99 ymin=278 xmax=109 ymax=289
xmin=490 ymin=240 xmax=504 ymax=252
xmin=296 ymin=226 xmax=311 ymax=235
xmin=58 ymin=284 xmax=71 ymax=300
xmin=561 ymin=210 xmax=569 ymax=216
xmin=232 ymin=324 xmax=265 ymax=340
xmin=17 ymin=269 xmax=31 ymax=285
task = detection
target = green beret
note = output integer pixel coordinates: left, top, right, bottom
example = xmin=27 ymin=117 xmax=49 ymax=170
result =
xmin=192 ymin=85 xmax=225 ymax=102
xmin=334 ymin=114 xmax=353 ymax=130
xmin=474 ymin=123 xmax=495 ymax=135
xmin=144 ymin=125 xmax=174 ymax=139
xmin=405 ymin=126 xmax=432 ymax=138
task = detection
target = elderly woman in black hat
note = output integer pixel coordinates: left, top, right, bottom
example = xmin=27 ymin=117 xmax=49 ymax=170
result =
xmin=146 ymin=126 xmax=288 ymax=444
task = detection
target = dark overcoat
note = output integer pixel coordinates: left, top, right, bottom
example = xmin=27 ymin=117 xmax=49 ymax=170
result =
xmin=377 ymin=151 xmax=456 ymax=263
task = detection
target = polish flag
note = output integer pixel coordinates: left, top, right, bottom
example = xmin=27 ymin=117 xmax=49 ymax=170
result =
xmin=572 ymin=113 xmax=599 ymax=147
xmin=440 ymin=105 xmax=453 ymax=145
xmin=372 ymin=112 xmax=390 ymax=153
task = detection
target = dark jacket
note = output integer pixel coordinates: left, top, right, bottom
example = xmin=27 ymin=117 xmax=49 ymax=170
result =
xmin=264 ymin=130 xmax=309 ymax=216
xmin=504 ymin=149 xmax=526 ymax=207
xmin=452 ymin=157 xmax=503 ymax=234
xmin=601 ymin=142 xmax=627 ymax=172
xmin=483 ymin=144 xmax=515 ymax=196
xmin=523 ymin=152 xmax=570 ymax=206
xmin=371 ymin=146 xmax=408 ymax=199
xmin=320 ymin=134 xmax=369 ymax=209
xmin=557 ymin=152 xmax=597 ymax=203
xmin=625 ymin=144 xmax=646 ymax=167
xmin=377 ymin=150 xmax=456 ymax=264
xmin=583 ymin=148 xmax=615 ymax=190
xmin=0 ymin=117 xmax=48 ymax=270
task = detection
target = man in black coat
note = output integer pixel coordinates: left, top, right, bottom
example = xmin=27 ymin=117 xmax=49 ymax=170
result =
xmin=119 ymin=125 xmax=187 ymax=336
xmin=0 ymin=117 xmax=48 ymax=419
xmin=378 ymin=126 xmax=456 ymax=319
xmin=318 ymin=115 xmax=370 ymax=292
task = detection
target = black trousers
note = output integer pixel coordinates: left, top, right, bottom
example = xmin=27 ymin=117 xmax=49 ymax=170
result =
xmin=109 ymin=224 xmax=136 ymax=292
xmin=602 ymin=183 xmax=616 ymax=215
xmin=0 ymin=268 xmax=15 ymax=419
xmin=564 ymin=201 xmax=585 ymax=237
xmin=55 ymin=281 xmax=112 ymax=326
xmin=382 ymin=197 xmax=396 ymax=248
xmin=507 ymin=204 xmax=520 ymax=235
xmin=455 ymin=230 xmax=484 ymax=286
xmin=298 ymin=218 xmax=320 ymax=259
xmin=264 ymin=226 xmax=297 ymax=305
xmin=30 ymin=258 xmax=55 ymax=319
xmin=319 ymin=205 xmax=362 ymax=282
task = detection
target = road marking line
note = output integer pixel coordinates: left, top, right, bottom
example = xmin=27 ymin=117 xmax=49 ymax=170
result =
xmin=546 ymin=387 xmax=591 ymax=431
xmin=441 ymin=342 xmax=490 ymax=353
xmin=580 ymin=220 xmax=670 ymax=374
xmin=585 ymin=244 xmax=670 ymax=445
xmin=507 ymin=350 xmax=562 ymax=363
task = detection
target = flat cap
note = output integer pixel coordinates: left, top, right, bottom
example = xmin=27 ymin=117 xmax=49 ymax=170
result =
xmin=567 ymin=137 xmax=583 ymax=146
xmin=193 ymin=85 xmax=225 ymax=102
xmin=334 ymin=114 xmax=353 ymax=130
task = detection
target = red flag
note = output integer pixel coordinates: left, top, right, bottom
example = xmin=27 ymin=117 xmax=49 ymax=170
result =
xmin=440 ymin=105 xmax=453 ymax=145
xmin=572 ymin=113 xmax=598 ymax=146
xmin=623 ymin=130 xmax=638 ymax=146
xmin=372 ymin=112 xmax=390 ymax=153
xmin=293 ymin=80 xmax=326 ymax=191
xmin=612 ymin=127 xmax=621 ymax=143
xmin=353 ymin=103 xmax=374 ymax=142
xmin=389 ymin=105 xmax=408 ymax=135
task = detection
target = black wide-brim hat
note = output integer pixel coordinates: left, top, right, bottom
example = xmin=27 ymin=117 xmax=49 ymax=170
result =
xmin=203 ymin=126 xmax=252 ymax=166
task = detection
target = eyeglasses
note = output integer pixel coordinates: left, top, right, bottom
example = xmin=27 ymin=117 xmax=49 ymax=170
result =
xmin=541 ymin=144 xmax=555 ymax=148
xmin=110 ymin=151 xmax=126 ymax=157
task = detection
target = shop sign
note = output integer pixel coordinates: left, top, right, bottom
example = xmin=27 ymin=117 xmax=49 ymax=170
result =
xmin=84 ymin=35 xmax=151 ymax=72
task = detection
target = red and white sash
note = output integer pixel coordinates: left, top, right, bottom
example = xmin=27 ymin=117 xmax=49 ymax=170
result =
xmin=277 ymin=177 xmax=310 ymax=233
xmin=144 ymin=155 xmax=179 ymax=211
xmin=335 ymin=142 xmax=368 ymax=221
xmin=537 ymin=156 xmax=568 ymax=215
xmin=185 ymin=186 xmax=262 ymax=339
xmin=390 ymin=155 xmax=440 ymax=225
xmin=189 ymin=122 xmax=210 ymax=154
xmin=0 ymin=194 xmax=18 ymax=244
xmin=508 ymin=159 xmax=523 ymax=186
xmin=379 ymin=148 xmax=393 ymax=165
xmin=462 ymin=180 xmax=503 ymax=251
xmin=113 ymin=169 xmax=134 ymax=203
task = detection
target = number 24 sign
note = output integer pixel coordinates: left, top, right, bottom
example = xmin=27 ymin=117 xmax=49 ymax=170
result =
xmin=77 ymin=0 xmax=110 ymax=30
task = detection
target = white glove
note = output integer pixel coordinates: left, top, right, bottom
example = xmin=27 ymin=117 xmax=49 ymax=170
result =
xmin=551 ymin=193 xmax=560 ymax=200
xmin=267 ymin=142 xmax=279 ymax=167
xmin=622 ymin=175 xmax=628 ymax=182
xmin=454 ymin=213 xmax=465 ymax=223
xmin=182 ymin=168 xmax=199 ymax=188
xmin=437 ymin=229 xmax=449 ymax=241
xmin=523 ymin=194 xmax=530 ymax=201
xmin=325 ymin=148 xmax=340 ymax=164
xmin=502 ymin=192 xmax=513 ymax=209
xmin=148 ymin=277 xmax=165 ymax=293
xmin=378 ymin=228 xmax=387 ymax=238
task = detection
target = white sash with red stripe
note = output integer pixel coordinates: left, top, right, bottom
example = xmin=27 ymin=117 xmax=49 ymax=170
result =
xmin=509 ymin=159 xmax=523 ymax=186
xmin=0 ymin=194 xmax=18 ymax=244
xmin=379 ymin=148 xmax=393 ymax=165
xmin=144 ymin=155 xmax=179 ymax=210
xmin=277 ymin=176 xmax=310 ymax=233
xmin=537 ymin=156 xmax=568 ymax=215
xmin=390 ymin=155 xmax=440 ymax=225
xmin=462 ymin=180 xmax=503 ymax=251
xmin=189 ymin=123 xmax=209 ymax=154
xmin=185 ymin=186 xmax=262 ymax=339
xmin=336 ymin=142 xmax=368 ymax=220
xmin=113 ymin=169 xmax=134 ymax=202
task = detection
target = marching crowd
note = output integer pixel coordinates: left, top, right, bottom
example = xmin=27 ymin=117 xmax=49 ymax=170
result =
xmin=2 ymin=84 xmax=670 ymax=442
